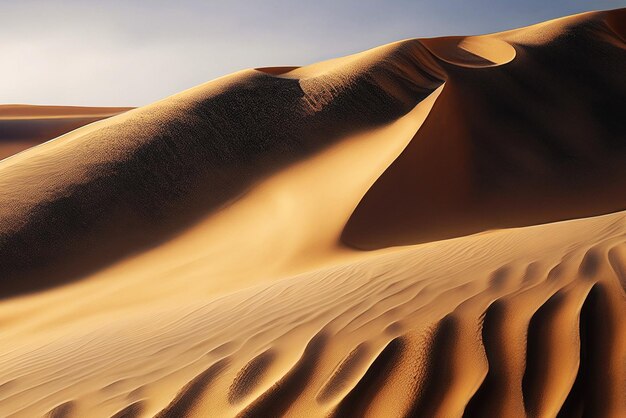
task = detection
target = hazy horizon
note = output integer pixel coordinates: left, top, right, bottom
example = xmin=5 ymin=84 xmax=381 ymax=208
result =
xmin=2 ymin=0 xmax=623 ymax=106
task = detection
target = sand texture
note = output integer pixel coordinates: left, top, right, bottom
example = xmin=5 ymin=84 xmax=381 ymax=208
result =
xmin=0 ymin=105 xmax=131 ymax=160
xmin=0 ymin=9 xmax=625 ymax=418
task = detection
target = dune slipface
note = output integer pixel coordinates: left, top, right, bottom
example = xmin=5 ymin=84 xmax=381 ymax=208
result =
xmin=0 ymin=9 xmax=625 ymax=418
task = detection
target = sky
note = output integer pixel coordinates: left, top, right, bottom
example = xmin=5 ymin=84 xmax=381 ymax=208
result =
xmin=1 ymin=0 xmax=623 ymax=106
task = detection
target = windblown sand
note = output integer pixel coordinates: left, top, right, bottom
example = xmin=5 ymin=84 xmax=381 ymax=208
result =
xmin=0 ymin=9 xmax=625 ymax=418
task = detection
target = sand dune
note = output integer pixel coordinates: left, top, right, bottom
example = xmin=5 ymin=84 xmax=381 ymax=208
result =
xmin=0 ymin=8 xmax=625 ymax=418
xmin=344 ymin=10 xmax=626 ymax=248
xmin=1 ymin=210 xmax=625 ymax=417
xmin=0 ymin=105 xmax=131 ymax=161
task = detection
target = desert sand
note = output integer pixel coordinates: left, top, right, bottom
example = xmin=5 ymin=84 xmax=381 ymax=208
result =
xmin=0 ymin=8 xmax=625 ymax=418
xmin=0 ymin=105 xmax=131 ymax=160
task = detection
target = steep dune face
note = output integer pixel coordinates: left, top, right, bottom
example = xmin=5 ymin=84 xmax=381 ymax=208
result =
xmin=344 ymin=10 xmax=626 ymax=248
xmin=0 ymin=105 xmax=131 ymax=160
xmin=0 ymin=8 xmax=625 ymax=418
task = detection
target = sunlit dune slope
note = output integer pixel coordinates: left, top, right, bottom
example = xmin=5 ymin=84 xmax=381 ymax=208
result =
xmin=0 ymin=105 xmax=131 ymax=160
xmin=1 ymin=210 xmax=625 ymax=417
xmin=0 ymin=8 xmax=625 ymax=418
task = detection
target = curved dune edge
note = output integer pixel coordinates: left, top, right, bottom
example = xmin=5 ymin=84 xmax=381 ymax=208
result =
xmin=0 ymin=8 xmax=625 ymax=418
xmin=253 ymin=66 xmax=301 ymax=76
xmin=420 ymin=35 xmax=516 ymax=67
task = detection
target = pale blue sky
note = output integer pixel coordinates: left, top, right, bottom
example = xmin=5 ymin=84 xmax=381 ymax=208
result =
xmin=1 ymin=0 xmax=623 ymax=106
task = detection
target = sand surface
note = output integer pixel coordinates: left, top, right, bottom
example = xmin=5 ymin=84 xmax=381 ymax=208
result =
xmin=0 ymin=105 xmax=131 ymax=160
xmin=0 ymin=9 xmax=625 ymax=418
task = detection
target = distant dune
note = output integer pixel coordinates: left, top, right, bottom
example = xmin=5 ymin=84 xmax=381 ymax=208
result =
xmin=0 ymin=9 xmax=625 ymax=418
xmin=0 ymin=105 xmax=131 ymax=160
